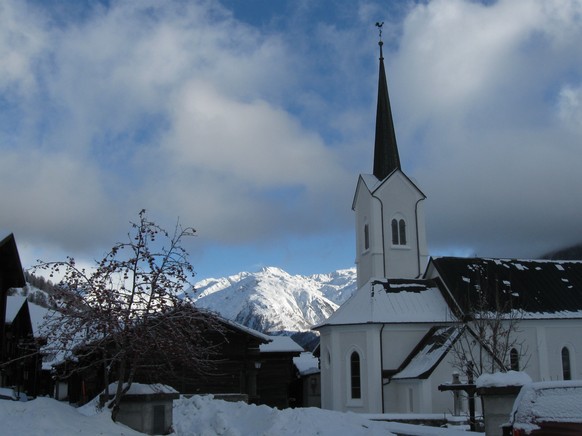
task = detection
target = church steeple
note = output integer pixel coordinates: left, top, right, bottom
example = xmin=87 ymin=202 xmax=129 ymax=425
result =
xmin=373 ymin=39 xmax=401 ymax=181
xmin=352 ymin=27 xmax=428 ymax=286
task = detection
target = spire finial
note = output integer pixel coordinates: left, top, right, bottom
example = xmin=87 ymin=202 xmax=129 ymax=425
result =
xmin=375 ymin=22 xmax=384 ymax=59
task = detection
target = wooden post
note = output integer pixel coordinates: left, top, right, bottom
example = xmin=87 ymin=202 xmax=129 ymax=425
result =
xmin=467 ymin=362 xmax=476 ymax=432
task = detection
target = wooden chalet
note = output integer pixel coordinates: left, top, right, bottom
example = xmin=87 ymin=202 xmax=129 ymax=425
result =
xmin=257 ymin=336 xmax=304 ymax=408
xmin=0 ymin=234 xmax=26 ymax=361
xmin=60 ymin=316 xmax=272 ymax=405
xmin=2 ymin=297 xmax=44 ymax=397
xmin=0 ymin=234 xmax=44 ymax=398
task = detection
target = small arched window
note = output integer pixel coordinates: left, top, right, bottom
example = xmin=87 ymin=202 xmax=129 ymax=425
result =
xmin=391 ymin=218 xmax=407 ymax=245
xmin=364 ymin=224 xmax=370 ymax=251
xmin=399 ymin=219 xmax=406 ymax=245
xmin=510 ymin=348 xmax=519 ymax=371
xmin=350 ymin=351 xmax=361 ymax=399
xmin=562 ymin=347 xmax=572 ymax=380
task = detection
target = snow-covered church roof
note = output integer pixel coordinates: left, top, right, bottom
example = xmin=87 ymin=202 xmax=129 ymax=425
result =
xmin=391 ymin=325 xmax=463 ymax=380
xmin=314 ymin=278 xmax=454 ymax=327
xmin=429 ymin=257 xmax=582 ymax=319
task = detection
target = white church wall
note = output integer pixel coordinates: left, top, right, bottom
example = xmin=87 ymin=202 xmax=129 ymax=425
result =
xmin=381 ymin=325 xmax=433 ymax=369
xmin=318 ymin=329 xmax=335 ymax=410
xmin=382 ymin=379 xmax=398 ymax=412
xmin=354 ymin=172 xmax=428 ymax=286
xmin=373 ymin=172 xmax=427 ymax=279
xmin=517 ymin=319 xmax=582 ymax=382
xmin=385 ymin=379 xmax=433 ymax=413
xmin=354 ymin=181 xmax=384 ymax=288
xmin=318 ymin=324 xmax=383 ymax=413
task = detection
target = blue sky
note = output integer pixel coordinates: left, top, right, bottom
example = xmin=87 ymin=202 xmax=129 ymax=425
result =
xmin=2 ymin=0 xmax=582 ymax=281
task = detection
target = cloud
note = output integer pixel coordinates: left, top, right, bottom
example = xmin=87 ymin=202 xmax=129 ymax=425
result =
xmin=2 ymin=0 xmax=582 ymax=277
xmin=0 ymin=149 xmax=117 ymax=249
xmin=389 ymin=0 xmax=582 ymax=257
xmin=0 ymin=0 xmax=46 ymax=96
xmin=0 ymin=0 xmax=354 ymax=266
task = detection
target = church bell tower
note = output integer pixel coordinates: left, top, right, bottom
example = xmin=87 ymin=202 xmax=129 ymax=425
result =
xmin=352 ymin=34 xmax=428 ymax=288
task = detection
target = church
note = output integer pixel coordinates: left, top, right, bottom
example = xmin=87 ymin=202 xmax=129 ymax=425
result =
xmin=314 ymin=38 xmax=582 ymax=415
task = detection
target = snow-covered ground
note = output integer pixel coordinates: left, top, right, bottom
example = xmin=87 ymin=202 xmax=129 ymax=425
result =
xmin=0 ymin=394 xmax=477 ymax=436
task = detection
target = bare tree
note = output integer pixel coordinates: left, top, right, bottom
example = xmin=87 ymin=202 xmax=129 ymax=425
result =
xmin=450 ymin=271 xmax=530 ymax=378
xmin=35 ymin=210 xmax=222 ymax=421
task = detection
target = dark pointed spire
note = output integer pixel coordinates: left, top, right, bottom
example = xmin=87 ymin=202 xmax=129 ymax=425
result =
xmin=373 ymin=33 xmax=401 ymax=180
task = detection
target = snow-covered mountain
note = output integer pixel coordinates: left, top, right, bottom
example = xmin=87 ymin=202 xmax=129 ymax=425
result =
xmin=188 ymin=267 xmax=357 ymax=335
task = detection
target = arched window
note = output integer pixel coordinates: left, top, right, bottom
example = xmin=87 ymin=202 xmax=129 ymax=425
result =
xmin=364 ymin=224 xmax=370 ymax=251
xmin=399 ymin=219 xmax=406 ymax=245
xmin=391 ymin=219 xmax=398 ymax=245
xmin=562 ymin=347 xmax=572 ymax=380
xmin=510 ymin=348 xmax=519 ymax=371
xmin=391 ymin=218 xmax=407 ymax=245
xmin=350 ymin=351 xmax=361 ymax=399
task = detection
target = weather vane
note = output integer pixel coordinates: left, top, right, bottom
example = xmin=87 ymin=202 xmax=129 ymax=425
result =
xmin=375 ymin=21 xmax=384 ymax=42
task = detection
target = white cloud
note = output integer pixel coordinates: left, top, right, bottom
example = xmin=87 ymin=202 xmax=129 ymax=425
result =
xmin=558 ymin=84 xmax=582 ymax=131
xmin=3 ymin=0 xmax=582 ymax=276
xmin=0 ymin=0 xmax=47 ymax=96
xmin=0 ymin=150 xmax=117 ymax=249
xmin=0 ymin=0 xmax=354 ymax=260
xmin=391 ymin=0 xmax=582 ymax=257
xmin=165 ymin=81 xmax=345 ymax=188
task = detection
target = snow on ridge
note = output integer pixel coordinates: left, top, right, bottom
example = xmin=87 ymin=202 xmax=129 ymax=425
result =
xmin=189 ymin=267 xmax=357 ymax=334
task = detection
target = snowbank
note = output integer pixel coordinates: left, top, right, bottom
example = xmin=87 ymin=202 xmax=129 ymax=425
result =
xmin=0 ymin=390 xmax=479 ymax=435
xmin=173 ymin=395 xmax=398 ymax=436
xmin=0 ymin=396 xmax=143 ymax=435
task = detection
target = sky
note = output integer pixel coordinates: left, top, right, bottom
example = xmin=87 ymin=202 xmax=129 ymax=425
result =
xmin=2 ymin=0 xmax=582 ymax=281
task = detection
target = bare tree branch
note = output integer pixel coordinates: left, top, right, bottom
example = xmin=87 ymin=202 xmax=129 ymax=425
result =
xmin=34 ymin=210 xmax=223 ymax=421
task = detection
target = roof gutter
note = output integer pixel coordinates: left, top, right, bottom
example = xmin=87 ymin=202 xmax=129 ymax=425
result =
xmin=415 ymin=197 xmax=425 ymax=278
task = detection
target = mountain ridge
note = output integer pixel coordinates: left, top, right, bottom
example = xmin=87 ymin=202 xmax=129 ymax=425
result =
xmin=188 ymin=267 xmax=357 ymax=348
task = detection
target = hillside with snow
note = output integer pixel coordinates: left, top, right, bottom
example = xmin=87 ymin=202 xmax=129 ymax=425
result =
xmin=188 ymin=267 xmax=357 ymax=336
xmin=18 ymin=266 xmax=357 ymax=350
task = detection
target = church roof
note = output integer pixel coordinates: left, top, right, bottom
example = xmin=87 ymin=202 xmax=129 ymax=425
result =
xmin=391 ymin=325 xmax=463 ymax=380
xmin=373 ymin=41 xmax=401 ymax=181
xmin=429 ymin=257 xmax=582 ymax=319
xmin=313 ymin=278 xmax=453 ymax=327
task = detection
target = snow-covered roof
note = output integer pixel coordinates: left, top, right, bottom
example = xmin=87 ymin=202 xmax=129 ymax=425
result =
xmin=260 ymin=336 xmax=303 ymax=353
xmin=220 ymin=317 xmax=271 ymax=343
xmin=293 ymin=352 xmax=319 ymax=376
xmin=27 ymin=302 xmax=50 ymax=337
xmin=314 ymin=278 xmax=453 ymax=327
xmin=5 ymin=296 xmax=26 ymax=323
xmin=392 ymin=326 xmax=462 ymax=380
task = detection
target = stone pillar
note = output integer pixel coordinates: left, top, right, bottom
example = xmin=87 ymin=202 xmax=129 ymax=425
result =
xmin=477 ymin=385 xmax=523 ymax=436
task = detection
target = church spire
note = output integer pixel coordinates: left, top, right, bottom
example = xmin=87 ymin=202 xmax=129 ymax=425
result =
xmin=373 ymin=25 xmax=401 ymax=181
